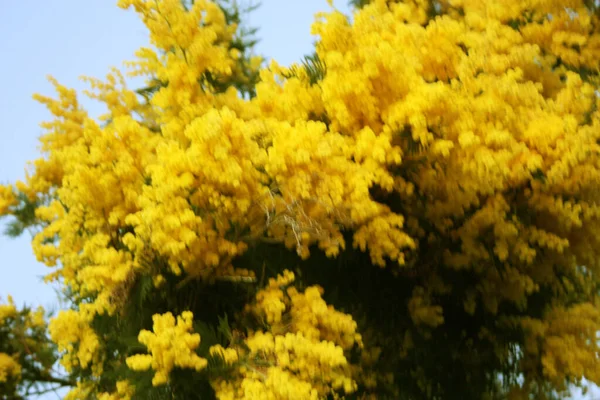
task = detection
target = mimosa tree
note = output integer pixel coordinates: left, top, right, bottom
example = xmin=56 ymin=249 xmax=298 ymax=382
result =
xmin=1 ymin=0 xmax=600 ymax=398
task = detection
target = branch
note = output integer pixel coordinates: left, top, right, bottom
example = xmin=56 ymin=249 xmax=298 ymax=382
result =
xmin=21 ymin=372 xmax=75 ymax=389
xmin=23 ymin=383 xmax=70 ymax=398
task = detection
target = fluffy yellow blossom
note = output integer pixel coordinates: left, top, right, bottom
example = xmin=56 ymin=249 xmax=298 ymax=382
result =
xmin=48 ymin=309 xmax=101 ymax=373
xmin=98 ymin=380 xmax=136 ymax=400
xmin=0 ymin=298 xmax=56 ymax=398
xmin=253 ymin=270 xmax=295 ymax=325
xmin=503 ymin=303 xmax=600 ymax=393
xmin=0 ymin=353 xmax=21 ymax=383
xmin=211 ymin=271 xmax=361 ymax=399
xmin=126 ymin=311 xmax=207 ymax=386
xmin=23 ymin=306 xmax=46 ymax=330
xmin=0 ymin=296 xmax=17 ymax=324
xmin=3 ymin=0 xmax=600 ymax=397
xmin=64 ymin=381 xmax=95 ymax=400
xmin=0 ymin=185 xmax=17 ymax=215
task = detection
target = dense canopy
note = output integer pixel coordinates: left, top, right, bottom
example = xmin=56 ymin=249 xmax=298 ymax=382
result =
xmin=1 ymin=0 xmax=600 ymax=399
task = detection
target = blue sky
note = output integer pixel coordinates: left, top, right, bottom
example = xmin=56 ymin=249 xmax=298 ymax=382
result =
xmin=0 ymin=1 xmax=596 ymax=399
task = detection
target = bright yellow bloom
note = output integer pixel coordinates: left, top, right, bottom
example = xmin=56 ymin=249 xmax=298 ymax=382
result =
xmin=48 ymin=309 xmax=101 ymax=373
xmin=3 ymin=0 xmax=599 ymax=397
xmin=126 ymin=311 xmax=207 ymax=386
xmin=0 ymin=353 xmax=21 ymax=383
xmin=98 ymin=380 xmax=136 ymax=400
xmin=211 ymin=271 xmax=361 ymax=399
xmin=64 ymin=381 xmax=95 ymax=400
xmin=0 ymin=296 xmax=17 ymax=325
xmin=0 ymin=185 xmax=17 ymax=216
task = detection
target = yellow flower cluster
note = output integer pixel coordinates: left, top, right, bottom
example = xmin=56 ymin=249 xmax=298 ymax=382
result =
xmin=98 ymin=380 xmax=136 ymax=400
xmin=0 ymin=184 xmax=16 ymax=215
xmin=3 ymin=0 xmax=600 ymax=396
xmin=0 ymin=295 xmax=17 ymax=324
xmin=0 ymin=296 xmax=53 ymax=395
xmin=312 ymin=0 xmax=600 ymax=317
xmin=64 ymin=381 xmax=95 ymax=400
xmin=118 ymin=0 xmax=237 ymax=117
xmin=10 ymin=0 xmax=246 ymax=328
xmin=16 ymin=0 xmax=421 ymax=325
xmin=443 ymin=0 xmax=600 ymax=71
xmin=210 ymin=270 xmax=362 ymax=399
xmin=0 ymin=352 xmax=21 ymax=383
xmin=126 ymin=311 xmax=207 ymax=386
xmin=64 ymin=380 xmax=134 ymax=400
xmin=48 ymin=309 xmax=101 ymax=374
xmin=504 ymin=302 xmax=600 ymax=395
xmin=253 ymin=270 xmax=295 ymax=325
xmin=25 ymin=77 xmax=152 ymax=312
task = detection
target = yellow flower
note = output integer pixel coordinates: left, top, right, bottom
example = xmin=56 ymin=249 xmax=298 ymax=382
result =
xmin=98 ymin=380 xmax=136 ymax=400
xmin=4 ymin=0 xmax=600 ymax=397
xmin=0 ymin=296 xmax=17 ymax=325
xmin=211 ymin=271 xmax=361 ymax=399
xmin=48 ymin=309 xmax=100 ymax=372
xmin=64 ymin=381 xmax=95 ymax=400
xmin=0 ymin=185 xmax=17 ymax=216
xmin=0 ymin=353 xmax=21 ymax=383
xmin=126 ymin=311 xmax=207 ymax=386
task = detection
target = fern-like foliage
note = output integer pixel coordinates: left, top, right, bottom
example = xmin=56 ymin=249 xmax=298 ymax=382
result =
xmin=2 ymin=192 xmax=45 ymax=238
xmin=282 ymin=53 xmax=326 ymax=85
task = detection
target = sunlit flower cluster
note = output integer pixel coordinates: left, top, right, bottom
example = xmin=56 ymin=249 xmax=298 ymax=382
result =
xmin=210 ymin=270 xmax=362 ymax=399
xmin=0 ymin=185 xmax=17 ymax=215
xmin=0 ymin=0 xmax=599 ymax=397
xmin=0 ymin=295 xmax=17 ymax=325
xmin=98 ymin=380 xmax=136 ymax=400
xmin=0 ymin=296 xmax=58 ymax=397
xmin=126 ymin=311 xmax=208 ymax=386
xmin=48 ymin=309 xmax=102 ymax=374
xmin=0 ymin=352 xmax=21 ymax=383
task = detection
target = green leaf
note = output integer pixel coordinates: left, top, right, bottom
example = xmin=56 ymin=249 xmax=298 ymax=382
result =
xmin=217 ymin=315 xmax=232 ymax=343
xmin=282 ymin=53 xmax=327 ymax=85
xmin=194 ymin=320 xmax=223 ymax=357
xmin=2 ymin=191 xmax=46 ymax=238
xmin=531 ymin=169 xmax=546 ymax=183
